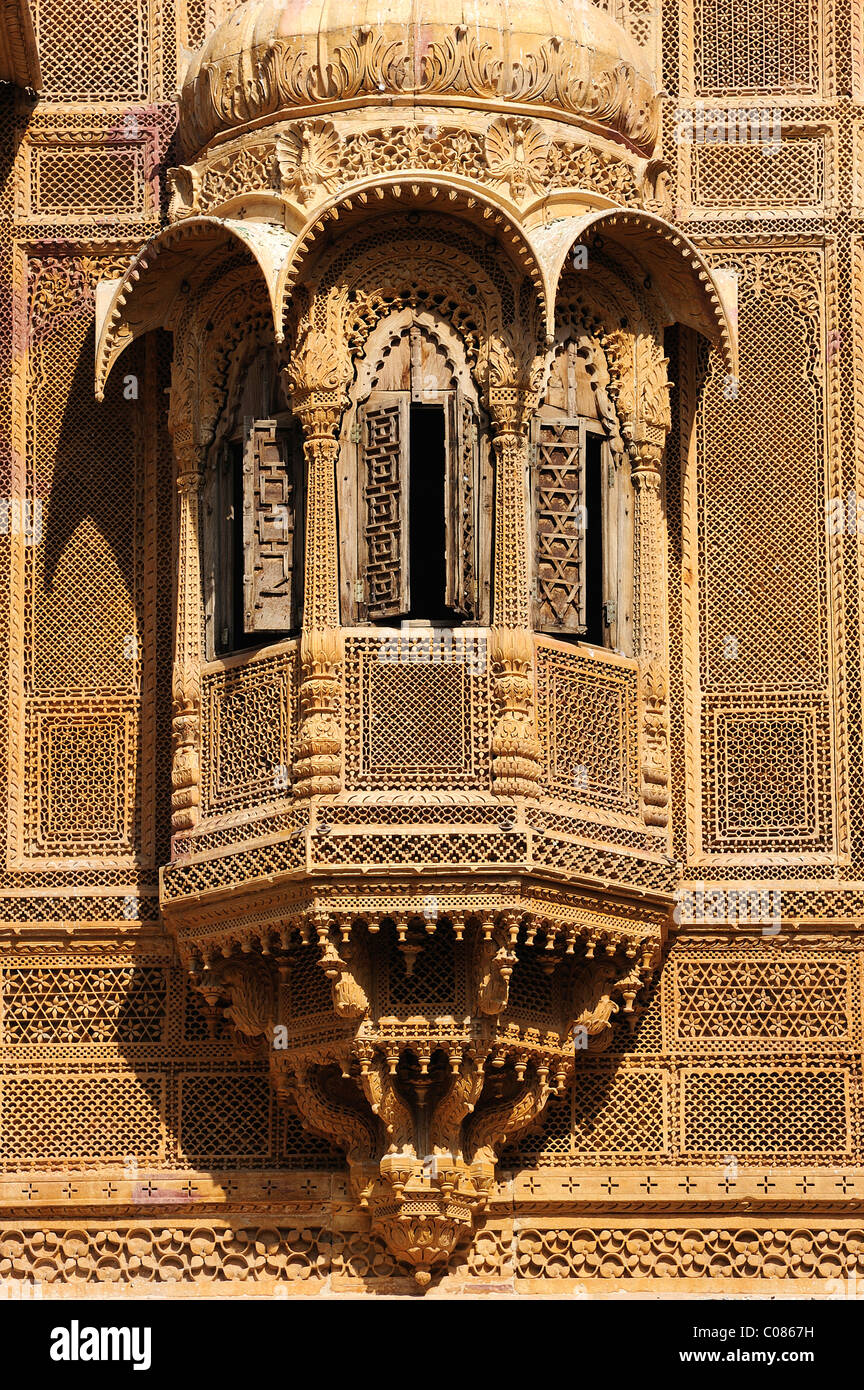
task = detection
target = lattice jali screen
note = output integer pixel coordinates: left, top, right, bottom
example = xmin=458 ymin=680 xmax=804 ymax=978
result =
xmin=501 ymin=940 xmax=861 ymax=1168
xmin=27 ymin=143 xmax=148 ymax=220
xmin=199 ymin=650 xmax=294 ymax=818
xmin=681 ymin=0 xmax=827 ymax=99
xmin=8 ymin=253 xmax=157 ymax=872
xmin=178 ymin=0 xmax=232 ymax=52
xmin=682 ymin=131 xmax=831 ymax=220
xmin=24 ymin=699 xmax=140 ymax=857
xmin=177 ymin=1075 xmax=274 ymax=1166
xmin=685 ymin=245 xmax=843 ymax=866
xmin=682 ymin=1066 xmax=851 ymax=1158
xmin=343 ymin=633 xmax=491 ymax=790
xmin=503 ymin=1065 xmax=669 ymax=1164
xmin=701 ymin=697 xmax=834 ymax=854
xmin=534 ymin=640 xmax=640 ymax=815
xmin=378 ymin=920 xmax=465 ymax=1015
xmin=672 ymin=954 xmax=855 ymax=1051
xmin=2 ymin=965 xmax=167 ymax=1045
xmin=34 ymin=0 xmax=154 ymax=101
xmin=0 ymin=953 xmax=337 ymax=1171
xmin=0 ymin=1073 xmax=166 ymax=1167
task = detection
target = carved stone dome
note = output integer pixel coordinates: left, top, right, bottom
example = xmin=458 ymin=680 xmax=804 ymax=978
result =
xmin=178 ymin=0 xmax=660 ymax=158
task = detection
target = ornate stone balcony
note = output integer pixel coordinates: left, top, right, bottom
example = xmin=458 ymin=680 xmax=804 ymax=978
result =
xmin=162 ymin=628 xmax=675 ymax=928
xmin=159 ymin=626 xmax=672 ymax=1282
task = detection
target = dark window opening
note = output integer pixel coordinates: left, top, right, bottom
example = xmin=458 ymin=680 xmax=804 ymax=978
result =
xmin=583 ymin=432 xmax=604 ymax=646
xmin=407 ymin=403 xmax=458 ymax=622
xmin=229 ymin=437 xmax=247 ymax=651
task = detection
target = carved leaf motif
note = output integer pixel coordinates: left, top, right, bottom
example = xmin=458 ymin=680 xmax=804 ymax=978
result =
xmin=569 ymin=961 xmax=619 ymax=1048
xmin=290 ymin=1066 xmax=379 ymax=1166
xmin=428 ymin=1060 xmax=486 ymax=1154
xmin=467 ymin=1074 xmax=552 ymax=1165
xmin=219 ymin=959 xmax=274 ymax=1038
xmin=276 ymin=120 xmax=342 ymax=203
xmin=483 ymin=116 xmax=549 ymax=199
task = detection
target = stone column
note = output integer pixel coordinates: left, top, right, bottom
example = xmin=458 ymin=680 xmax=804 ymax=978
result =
xmin=487 ymin=391 xmax=542 ymax=799
xmin=169 ymin=418 xmax=205 ymax=835
xmin=292 ymin=393 xmax=343 ymax=798
xmin=630 ymin=436 xmax=670 ymax=829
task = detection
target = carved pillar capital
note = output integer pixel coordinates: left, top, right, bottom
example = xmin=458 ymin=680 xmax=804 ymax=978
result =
xmin=629 ymin=437 xmax=664 ymax=487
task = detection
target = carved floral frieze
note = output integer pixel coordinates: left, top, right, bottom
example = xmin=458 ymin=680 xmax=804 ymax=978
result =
xmin=168 ymin=117 xmax=649 ymax=221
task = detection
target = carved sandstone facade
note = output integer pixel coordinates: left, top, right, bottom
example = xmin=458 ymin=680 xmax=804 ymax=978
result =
xmin=0 ymin=0 xmax=860 ymax=1295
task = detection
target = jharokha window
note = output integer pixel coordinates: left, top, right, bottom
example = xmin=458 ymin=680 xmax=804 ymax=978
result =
xmin=205 ymin=327 xmax=632 ymax=657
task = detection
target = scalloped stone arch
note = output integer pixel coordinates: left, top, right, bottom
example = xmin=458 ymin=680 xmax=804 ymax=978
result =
xmin=94 ymin=216 xmax=295 ymax=401
xmin=275 ymin=176 xmax=549 ymax=341
xmin=531 ymin=205 xmax=738 ymax=371
xmin=353 ymin=305 xmax=482 ymax=408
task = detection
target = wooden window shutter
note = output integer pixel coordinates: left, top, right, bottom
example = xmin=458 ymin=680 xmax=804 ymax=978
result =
xmin=532 ymin=415 xmax=587 ymax=633
xmin=358 ymin=392 xmax=410 ymax=620
xmin=445 ymin=390 xmax=479 ymax=618
xmin=241 ymin=418 xmax=298 ymax=633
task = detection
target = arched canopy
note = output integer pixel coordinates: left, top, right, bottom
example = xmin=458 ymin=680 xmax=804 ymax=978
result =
xmin=531 ymin=208 xmax=738 ymax=373
xmin=94 ymin=216 xmax=295 ymax=399
xmin=274 ymin=175 xmax=549 ymax=336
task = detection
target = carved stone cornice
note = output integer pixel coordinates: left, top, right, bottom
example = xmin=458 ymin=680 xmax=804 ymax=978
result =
xmin=167 ymin=116 xmax=648 ymax=224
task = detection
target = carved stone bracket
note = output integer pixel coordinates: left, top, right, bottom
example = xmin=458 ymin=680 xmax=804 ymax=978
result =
xmin=183 ymin=909 xmax=662 ymax=1286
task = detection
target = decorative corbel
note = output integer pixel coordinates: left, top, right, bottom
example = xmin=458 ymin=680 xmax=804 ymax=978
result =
xmin=357 ymin=1051 xmax=417 ymax=1158
xmin=428 ymin=1056 xmax=486 ymax=1155
xmin=313 ymin=914 xmax=370 ymax=1020
xmin=466 ymin=1068 xmax=555 ymax=1178
xmin=288 ymin=1063 xmax=380 ymax=1170
xmin=218 ymin=956 xmax=276 ymax=1040
xmin=568 ymin=959 xmax=619 ymax=1053
xmin=474 ymin=917 xmax=518 ymax=1016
